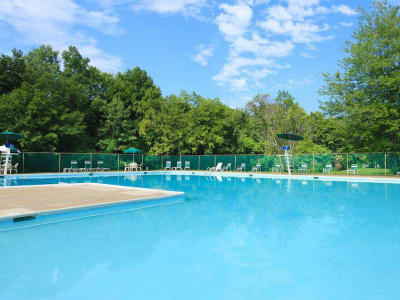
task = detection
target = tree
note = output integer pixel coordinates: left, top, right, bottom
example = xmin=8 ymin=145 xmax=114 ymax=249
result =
xmin=245 ymin=92 xmax=312 ymax=154
xmin=97 ymin=67 xmax=162 ymax=152
xmin=0 ymin=49 xmax=26 ymax=95
xmin=320 ymin=0 xmax=400 ymax=152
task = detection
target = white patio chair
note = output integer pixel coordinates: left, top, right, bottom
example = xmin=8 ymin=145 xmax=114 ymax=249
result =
xmin=323 ymin=163 xmax=333 ymax=174
xmin=347 ymin=164 xmax=358 ymax=175
xmin=298 ymin=163 xmax=307 ymax=173
xmin=252 ymin=163 xmax=261 ymax=172
xmin=184 ymin=161 xmax=190 ymax=170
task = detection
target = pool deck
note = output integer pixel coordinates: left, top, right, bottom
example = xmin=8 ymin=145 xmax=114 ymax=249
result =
xmin=0 ymin=183 xmax=183 ymax=221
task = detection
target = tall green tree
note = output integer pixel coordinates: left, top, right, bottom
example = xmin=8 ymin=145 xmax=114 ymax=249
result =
xmin=0 ymin=49 xmax=26 ymax=95
xmin=96 ymin=67 xmax=162 ymax=152
xmin=245 ymin=93 xmax=312 ymax=154
xmin=320 ymin=0 xmax=400 ymax=152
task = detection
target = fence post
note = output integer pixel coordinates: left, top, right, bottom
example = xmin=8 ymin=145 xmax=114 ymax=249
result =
xmin=22 ymin=152 xmax=25 ymax=173
xmin=384 ymin=153 xmax=387 ymax=176
xmin=90 ymin=153 xmax=93 ymax=171
xmin=198 ymin=155 xmax=200 ymax=170
xmin=214 ymin=155 xmax=216 ymax=167
xmin=234 ymin=155 xmax=237 ymax=171
xmin=161 ymin=156 xmax=164 ymax=170
xmin=117 ymin=154 xmax=120 ymax=171
xmin=346 ymin=153 xmax=349 ymax=175
xmin=58 ymin=153 xmax=61 ymax=173
xmin=312 ymin=154 xmax=315 ymax=174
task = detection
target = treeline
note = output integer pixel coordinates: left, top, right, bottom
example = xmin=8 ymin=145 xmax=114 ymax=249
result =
xmin=0 ymin=1 xmax=399 ymax=155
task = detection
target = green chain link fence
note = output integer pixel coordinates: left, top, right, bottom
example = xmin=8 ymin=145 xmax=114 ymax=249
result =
xmin=4 ymin=152 xmax=400 ymax=176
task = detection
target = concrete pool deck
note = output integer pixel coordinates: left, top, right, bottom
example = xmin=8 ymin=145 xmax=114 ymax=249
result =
xmin=0 ymin=183 xmax=183 ymax=221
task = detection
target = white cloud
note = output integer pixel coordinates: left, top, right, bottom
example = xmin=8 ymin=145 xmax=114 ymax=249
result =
xmin=0 ymin=0 xmax=123 ymax=72
xmin=275 ymin=75 xmax=314 ymax=90
xmin=301 ymin=52 xmax=314 ymax=59
xmin=132 ymin=0 xmax=206 ymax=16
xmin=215 ymin=2 xmax=253 ymax=39
xmin=258 ymin=0 xmax=334 ymax=44
xmin=212 ymin=2 xmax=295 ymax=93
xmin=193 ymin=44 xmax=214 ymax=66
xmin=332 ymin=5 xmax=357 ymax=16
xmin=339 ymin=21 xmax=354 ymax=27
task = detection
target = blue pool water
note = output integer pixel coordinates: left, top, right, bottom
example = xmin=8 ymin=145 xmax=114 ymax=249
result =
xmin=1 ymin=174 xmax=400 ymax=299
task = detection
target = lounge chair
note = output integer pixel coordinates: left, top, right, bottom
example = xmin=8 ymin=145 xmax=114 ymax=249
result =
xmin=272 ymin=164 xmax=281 ymax=172
xmin=347 ymin=164 xmax=358 ymax=175
xmin=173 ymin=161 xmax=182 ymax=170
xmin=223 ymin=163 xmax=232 ymax=171
xmin=11 ymin=162 xmax=18 ymax=174
xmin=323 ymin=163 xmax=333 ymax=174
xmin=207 ymin=162 xmax=223 ymax=172
xmin=165 ymin=161 xmax=171 ymax=170
xmin=69 ymin=160 xmax=78 ymax=172
xmin=237 ymin=163 xmax=246 ymax=171
xmin=80 ymin=160 xmax=91 ymax=172
xmin=124 ymin=162 xmax=130 ymax=171
xmin=184 ymin=161 xmax=190 ymax=170
xmin=96 ymin=160 xmax=110 ymax=172
xmin=252 ymin=163 xmax=261 ymax=172
xmin=298 ymin=163 xmax=307 ymax=173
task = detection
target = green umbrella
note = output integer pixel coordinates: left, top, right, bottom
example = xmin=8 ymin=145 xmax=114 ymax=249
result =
xmin=123 ymin=148 xmax=142 ymax=154
xmin=0 ymin=131 xmax=24 ymax=144
xmin=276 ymin=133 xmax=304 ymax=141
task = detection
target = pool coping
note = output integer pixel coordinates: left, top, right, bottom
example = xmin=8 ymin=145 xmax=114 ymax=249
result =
xmin=2 ymin=170 xmax=400 ymax=184
xmin=0 ymin=183 xmax=184 ymax=222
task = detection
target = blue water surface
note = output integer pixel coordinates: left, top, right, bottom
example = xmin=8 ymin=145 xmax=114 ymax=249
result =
xmin=0 ymin=174 xmax=400 ymax=300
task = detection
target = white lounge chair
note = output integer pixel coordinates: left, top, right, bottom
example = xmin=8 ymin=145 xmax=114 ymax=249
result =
xmin=347 ymin=164 xmax=358 ymax=175
xmin=69 ymin=160 xmax=78 ymax=172
xmin=272 ymin=164 xmax=281 ymax=172
xmin=96 ymin=160 xmax=110 ymax=172
xmin=184 ymin=161 xmax=190 ymax=170
xmin=252 ymin=163 xmax=261 ymax=172
xmin=207 ymin=162 xmax=223 ymax=172
xmin=173 ymin=161 xmax=182 ymax=170
xmin=223 ymin=163 xmax=232 ymax=171
xmin=80 ymin=160 xmax=91 ymax=172
xmin=323 ymin=163 xmax=333 ymax=174
xmin=165 ymin=161 xmax=171 ymax=170
xmin=11 ymin=162 xmax=18 ymax=174
xmin=298 ymin=163 xmax=307 ymax=173
xmin=237 ymin=163 xmax=246 ymax=171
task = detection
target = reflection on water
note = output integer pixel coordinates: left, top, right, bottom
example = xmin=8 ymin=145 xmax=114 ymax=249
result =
xmin=0 ymin=175 xmax=400 ymax=300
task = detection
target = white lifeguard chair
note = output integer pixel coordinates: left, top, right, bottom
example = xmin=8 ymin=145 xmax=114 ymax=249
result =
xmin=0 ymin=144 xmax=20 ymax=175
xmin=278 ymin=145 xmax=293 ymax=175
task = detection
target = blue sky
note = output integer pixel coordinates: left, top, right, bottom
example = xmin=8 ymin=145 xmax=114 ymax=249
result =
xmin=0 ymin=0 xmax=382 ymax=111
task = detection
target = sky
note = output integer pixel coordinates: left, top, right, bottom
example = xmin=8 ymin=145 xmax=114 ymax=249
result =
xmin=0 ymin=0 xmax=388 ymax=111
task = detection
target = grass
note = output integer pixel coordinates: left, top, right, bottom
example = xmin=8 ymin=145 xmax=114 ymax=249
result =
xmin=330 ymin=168 xmax=387 ymax=176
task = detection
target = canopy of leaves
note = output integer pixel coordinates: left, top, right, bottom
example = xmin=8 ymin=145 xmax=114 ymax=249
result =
xmin=320 ymin=0 xmax=400 ymax=152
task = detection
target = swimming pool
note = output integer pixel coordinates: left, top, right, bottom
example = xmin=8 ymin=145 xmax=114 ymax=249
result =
xmin=1 ymin=173 xmax=400 ymax=299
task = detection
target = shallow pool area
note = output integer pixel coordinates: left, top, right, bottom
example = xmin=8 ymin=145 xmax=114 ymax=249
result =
xmin=1 ymin=173 xmax=400 ymax=299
